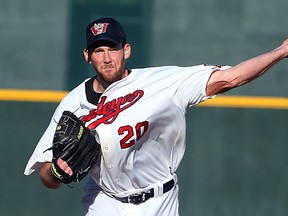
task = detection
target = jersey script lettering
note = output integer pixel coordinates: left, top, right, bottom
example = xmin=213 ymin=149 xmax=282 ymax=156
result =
xmin=81 ymin=89 xmax=144 ymax=129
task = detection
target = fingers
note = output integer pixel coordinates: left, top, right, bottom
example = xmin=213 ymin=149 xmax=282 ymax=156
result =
xmin=57 ymin=158 xmax=73 ymax=176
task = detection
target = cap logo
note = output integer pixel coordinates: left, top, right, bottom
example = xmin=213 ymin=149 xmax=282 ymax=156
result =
xmin=90 ymin=23 xmax=109 ymax=36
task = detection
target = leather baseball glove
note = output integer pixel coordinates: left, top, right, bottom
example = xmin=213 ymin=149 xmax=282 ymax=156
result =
xmin=46 ymin=111 xmax=101 ymax=184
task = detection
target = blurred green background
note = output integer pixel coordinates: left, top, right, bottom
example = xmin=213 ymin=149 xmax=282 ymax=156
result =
xmin=1 ymin=0 xmax=288 ymax=215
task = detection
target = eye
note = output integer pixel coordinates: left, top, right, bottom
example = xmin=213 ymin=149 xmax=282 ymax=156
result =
xmin=93 ymin=49 xmax=104 ymax=54
xmin=109 ymin=48 xmax=119 ymax=53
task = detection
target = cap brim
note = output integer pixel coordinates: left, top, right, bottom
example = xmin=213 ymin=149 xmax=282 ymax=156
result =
xmin=87 ymin=37 xmax=121 ymax=49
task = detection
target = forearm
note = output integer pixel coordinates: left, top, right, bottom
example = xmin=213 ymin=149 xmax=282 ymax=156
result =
xmin=228 ymin=45 xmax=287 ymax=87
xmin=39 ymin=162 xmax=62 ymax=189
xmin=207 ymin=41 xmax=288 ymax=95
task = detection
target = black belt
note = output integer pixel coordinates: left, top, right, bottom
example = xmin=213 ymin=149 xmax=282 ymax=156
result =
xmin=113 ymin=179 xmax=175 ymax=205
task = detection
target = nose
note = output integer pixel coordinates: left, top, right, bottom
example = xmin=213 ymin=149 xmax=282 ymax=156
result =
xmin=103 ymin=51 xmax=112 ymax=63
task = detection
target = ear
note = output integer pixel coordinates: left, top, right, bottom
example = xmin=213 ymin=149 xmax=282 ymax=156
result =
xmin=83 ymin=49 xmax=91 ymax=63
xmin=123 ymin=43 xmax=131 ymax=60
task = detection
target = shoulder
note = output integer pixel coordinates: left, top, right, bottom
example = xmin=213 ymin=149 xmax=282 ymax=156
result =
xmin=128 ymin=66 xmax=181 ymax=80
xmin=129 ymin=65 xmax=218 ymax=80
xmin=130 ymin=66 xmax=178 ymax=73
xmin=56 ymin=79 xmax=90 ymax=112
xmin=130 ymin=64 xmax=220 ymax=74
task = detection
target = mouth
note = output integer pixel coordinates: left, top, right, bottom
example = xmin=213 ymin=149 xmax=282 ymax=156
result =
xmin=102 ymin=65 xmax=114 ymax=71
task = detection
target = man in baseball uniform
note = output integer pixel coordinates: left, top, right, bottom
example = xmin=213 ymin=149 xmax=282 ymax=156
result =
xmin=24 ymin=17 xmax=288 ymax=215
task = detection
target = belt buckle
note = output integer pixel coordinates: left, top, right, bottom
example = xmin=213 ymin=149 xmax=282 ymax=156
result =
xmin=127 ymin=191 xmax=150 ymax=204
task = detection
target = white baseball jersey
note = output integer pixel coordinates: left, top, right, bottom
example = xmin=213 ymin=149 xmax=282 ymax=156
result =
xmin=24 ymin=64 xmax=228 ymax=214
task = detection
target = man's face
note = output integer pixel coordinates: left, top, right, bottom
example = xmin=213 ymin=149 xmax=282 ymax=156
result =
xmin=87 ymin=42 xmax=131 ymax=84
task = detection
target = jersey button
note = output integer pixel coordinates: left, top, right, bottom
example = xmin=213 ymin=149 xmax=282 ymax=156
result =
xmin=104 ymin=147 xmax=109 ymax=151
